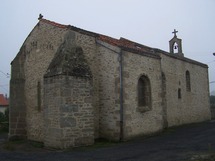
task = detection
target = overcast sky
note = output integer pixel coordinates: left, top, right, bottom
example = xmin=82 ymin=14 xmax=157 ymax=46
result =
xmin=0 ymin=0 xmax=215 ymax=95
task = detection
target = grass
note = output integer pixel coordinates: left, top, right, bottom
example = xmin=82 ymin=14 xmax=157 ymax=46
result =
xmin=0 ymin=123 xmax=9 ymax=133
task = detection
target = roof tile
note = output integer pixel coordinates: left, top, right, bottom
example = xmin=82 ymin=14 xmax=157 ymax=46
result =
xmin=40 ymin=19 xmax=68 ymax=29
xmin=0 ymin=94 xmax=8 ymax=106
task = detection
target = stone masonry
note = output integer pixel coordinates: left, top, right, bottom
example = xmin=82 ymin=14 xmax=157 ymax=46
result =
xmin=44 ymin=75 xmax=94 ymax=148
xmin=9 ymin=18 xmax=211 ymax=148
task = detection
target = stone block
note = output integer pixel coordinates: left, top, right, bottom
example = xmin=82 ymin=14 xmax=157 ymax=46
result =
xmin=15 ymin=129 xmax=27 ymax=135
xmin=18 ymin=118 xmax=26 ymax=123
xmin=48 ymin=128 xmax=62 ymax=138
xmin=84 ymin=97 xmax=92 ymax=103
xmin=10 ymin=117 xmax=18 ymax=122
xmin=61 ymin=88 xmax=71 ymax=97
xmin=10 ymin=123 xmax=17 ymax=129
xmin=82 ymin=128 xmax=94 ymax=132
xmin=60 ymin=117 xmax=76 ymax=128
xmin=123 ymin=71 xmax=130 ymax=78
xmin=17 ymin=123 xmax=27 ymax=129
xmin=60 ymin=104 xmax=78 ymax=112
xmin=74 ymin=137 xmax=94 ymax=146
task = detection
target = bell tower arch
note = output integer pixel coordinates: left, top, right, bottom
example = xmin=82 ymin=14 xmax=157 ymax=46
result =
xmin=169 ymin=29 xmax=184 ymax=57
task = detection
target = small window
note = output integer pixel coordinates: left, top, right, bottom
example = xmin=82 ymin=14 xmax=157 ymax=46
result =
xmin=186 ymin=71 xmax=191 ymax=92
xmin=137 ymin=75 xmax=152 ymax=112
xmin=161 ymin=72 xmax=166 ymax=96
xmin=178 ymin=88 xmax=181 ymax=99
xmin=37 ymin=81 xmax=41 ymax=111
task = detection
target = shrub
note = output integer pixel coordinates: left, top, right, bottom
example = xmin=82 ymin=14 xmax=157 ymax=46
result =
xmin=0 ymin=108 xmax=9 ymax=132
xmin=210 ymin=96 xmax=215 ymax=109
xmin=0 ymin=112 xmax=6 ymax=122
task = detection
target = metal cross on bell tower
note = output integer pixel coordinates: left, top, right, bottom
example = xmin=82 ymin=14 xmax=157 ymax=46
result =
xmin=172 ymin=29 xmax=178 ymax=37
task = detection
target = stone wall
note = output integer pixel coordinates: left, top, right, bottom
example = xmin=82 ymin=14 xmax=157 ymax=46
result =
xmin=95 ymin=43 xmax=121 ymax=140
xmin=75 ymin=34 xmax=121 ymax=140
xmin=44 ymin=75 xmax=94 ymax=148
xmin=72 ymin=32 xmax=100 ymax=138
xmin=160 ymin=53 xmax=211 ymax=127
xmin=14 ymin=21 xmax=67 ymax=141
xmin=122 ymin=51 xmax=164 ymax=139
xmin=9 ymin=49 xmax=26 ymax=139
xmin=12 ymin=21 xmax=122 ymax=143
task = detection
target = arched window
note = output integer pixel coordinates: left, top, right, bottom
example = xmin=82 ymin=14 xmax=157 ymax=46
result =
xmin=186 ymin=70 xmax=191 ymax=92
xmin=137 ymin=75 xmax=152 ymax=112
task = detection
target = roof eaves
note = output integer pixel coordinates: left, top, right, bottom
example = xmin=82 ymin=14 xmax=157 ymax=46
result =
xmin=97 ymin=35 xmax=120 ymax=47
xmin=154 ymin=49 xmax=208 ymax=68
xmin=121 ymin=47 xmax=161 ymax=59
xmin=67 ymin=25 xmax=99 ymax=37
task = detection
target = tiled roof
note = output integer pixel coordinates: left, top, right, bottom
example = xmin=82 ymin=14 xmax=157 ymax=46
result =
xmin=36 ymin=18 xmax=208 ymax=68
xmin=40 ymin=19 xmax=68 ymax=29
xmin=98 ymin=35 xmax=154 ymax=53
xmin=39 ymin=18 xmax=156 ymax=55
xmin=98 ymin=35 xmax=120 ymax=46
xmin=0 ymin=94 xmax=9 ymax=106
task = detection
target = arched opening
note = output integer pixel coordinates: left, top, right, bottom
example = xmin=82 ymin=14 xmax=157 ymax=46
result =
xmin=173 ymin=42 xmax=179 ymax=53
xmin=137 ymin=75 xmax=152 ymax=112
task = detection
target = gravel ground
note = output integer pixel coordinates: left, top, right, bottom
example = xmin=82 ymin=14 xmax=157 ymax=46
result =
xmin=0 ymin=120 xmax=215 ymax=161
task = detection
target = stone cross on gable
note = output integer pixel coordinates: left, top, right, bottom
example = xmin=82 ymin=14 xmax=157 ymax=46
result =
xmin=172 ymin=29 xmax=178 ymax=37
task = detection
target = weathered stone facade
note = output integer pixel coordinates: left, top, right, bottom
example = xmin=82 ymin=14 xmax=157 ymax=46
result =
xmin=9 ymin=19 xmax=211 ymax=148
xmin=44 ymin=75 xmax=94 ymax=148
xmin=159 ymin=52 xmax=211 ymax=127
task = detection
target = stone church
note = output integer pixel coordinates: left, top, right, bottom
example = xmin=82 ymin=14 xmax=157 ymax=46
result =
xmin=9 ymin=17 xmax=211 ymax=149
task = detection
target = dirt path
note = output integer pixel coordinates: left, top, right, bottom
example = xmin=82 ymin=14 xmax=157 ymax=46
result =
xmin=0 ymin=121 xmax=215 ymax=161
